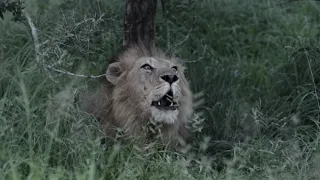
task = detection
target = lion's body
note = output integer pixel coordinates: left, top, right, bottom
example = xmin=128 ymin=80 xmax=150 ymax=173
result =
xmin=79 ymin=44 xmax=193 ymax=149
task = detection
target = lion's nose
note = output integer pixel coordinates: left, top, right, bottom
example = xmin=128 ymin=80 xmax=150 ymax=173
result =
xmin=161 ymin=74 xmax=178 ymax=84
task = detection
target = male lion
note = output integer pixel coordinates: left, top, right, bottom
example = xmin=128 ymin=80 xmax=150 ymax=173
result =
xmin=78 ymin=44 xmax=193 ymax=150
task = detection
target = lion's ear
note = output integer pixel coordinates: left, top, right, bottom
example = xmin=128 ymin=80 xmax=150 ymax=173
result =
xmin=106 ymin=62 xmax=122 ymax=85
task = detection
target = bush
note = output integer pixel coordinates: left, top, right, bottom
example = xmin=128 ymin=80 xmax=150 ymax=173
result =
xmin=0 ymin=0 xmax=320 ymax=179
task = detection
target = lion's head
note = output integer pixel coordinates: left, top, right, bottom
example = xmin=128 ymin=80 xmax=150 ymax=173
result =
xmin=79 ymin=44 xmax=193 ymax=148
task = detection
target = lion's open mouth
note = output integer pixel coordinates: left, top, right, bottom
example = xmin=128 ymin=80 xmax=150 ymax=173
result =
xmin=151 ymin=90 xmax=178 ymax=110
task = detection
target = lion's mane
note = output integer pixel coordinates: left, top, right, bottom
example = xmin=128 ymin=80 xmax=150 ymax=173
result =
xmin=79 ymin=44 xmax=193 ymax=149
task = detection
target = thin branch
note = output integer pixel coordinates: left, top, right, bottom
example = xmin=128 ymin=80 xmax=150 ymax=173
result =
xmin=24 ymin=11 xmax=58 ymax=83
xmin=74 ymin=13 xmax=105 ymax=29
xmin=23 ymin=11 xmax=41 ymax=66
xmin=23 ymin=11 xmax=106 ymax=81
xmin=46 ymin=65 xmax=106 ymax=79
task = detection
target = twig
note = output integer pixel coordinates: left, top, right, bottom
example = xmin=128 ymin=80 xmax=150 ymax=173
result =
xmin=23 ymin=11 xmax=106 ymax=81
xmin=23 ymin=11 xmax=41 ymax=66
xmin=174 ymin=27 xmax=192 ymax=47
xmin=23 ymin=10 xmax=58 ymax=83
xmin=46 ymin=65 xmax=106 ymax=79
xmin=74 ymin=13 xmax=105 ymax=29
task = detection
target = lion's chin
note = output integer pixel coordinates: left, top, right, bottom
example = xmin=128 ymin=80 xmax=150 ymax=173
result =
xmin=150 ymin=107 xmax=178 ymax=124
xmin=148 ymin=89 xmax=179 ymax=124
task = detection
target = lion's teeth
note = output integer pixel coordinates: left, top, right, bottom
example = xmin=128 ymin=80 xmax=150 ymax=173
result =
xmin=158 ymin=101 xmax=161 ymax=106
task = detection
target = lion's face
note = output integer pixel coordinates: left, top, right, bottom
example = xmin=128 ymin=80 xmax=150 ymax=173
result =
xmin=106 ymin=55 xmax=190 ymax=125
xmin=130 ymin=57 xmax=182 ymax=124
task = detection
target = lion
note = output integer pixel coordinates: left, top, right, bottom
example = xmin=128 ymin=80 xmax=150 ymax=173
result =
xmin=78 ymin=43 xmax=193 ymax=150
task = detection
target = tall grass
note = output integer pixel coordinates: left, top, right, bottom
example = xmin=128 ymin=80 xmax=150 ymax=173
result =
xmin=0 ymin=0 xmax=320 ymax=179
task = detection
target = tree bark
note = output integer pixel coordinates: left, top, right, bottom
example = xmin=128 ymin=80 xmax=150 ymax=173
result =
xmin=123 ymin=0 xmax=157 ymax=49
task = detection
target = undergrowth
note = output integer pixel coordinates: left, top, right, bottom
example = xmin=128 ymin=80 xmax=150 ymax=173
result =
xmin=0 ymin=0 xmax=320 ymax=179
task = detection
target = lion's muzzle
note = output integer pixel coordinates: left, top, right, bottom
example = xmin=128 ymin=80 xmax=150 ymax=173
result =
xmin=160 ymin=74 xmax=178 ymax=85
xmin=151 ymin=89 xmax=178 ymax=110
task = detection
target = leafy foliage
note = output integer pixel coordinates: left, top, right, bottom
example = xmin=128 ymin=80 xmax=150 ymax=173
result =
xmin=0 ymin=0 xmax=24 ymax=21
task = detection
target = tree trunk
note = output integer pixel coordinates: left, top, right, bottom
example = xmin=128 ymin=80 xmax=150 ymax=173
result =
xmin=123 ymin=0 xmax=157 ymax=49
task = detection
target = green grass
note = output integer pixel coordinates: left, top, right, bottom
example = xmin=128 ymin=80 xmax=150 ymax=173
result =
xmin=1 ymin=0 xmax=320 ymax=179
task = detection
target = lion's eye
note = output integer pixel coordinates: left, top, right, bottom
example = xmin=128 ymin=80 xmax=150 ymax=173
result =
xmin=172 ymin=66 xmax=178 ymax=71
xmin=141 ymin=64 xmax=154 ymax=71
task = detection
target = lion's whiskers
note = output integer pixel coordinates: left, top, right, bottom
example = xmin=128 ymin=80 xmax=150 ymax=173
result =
xmin=165 ymin=94 xmax=173 ymax=99
xmin=165 ymin=97 xmax=173 ymax=103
